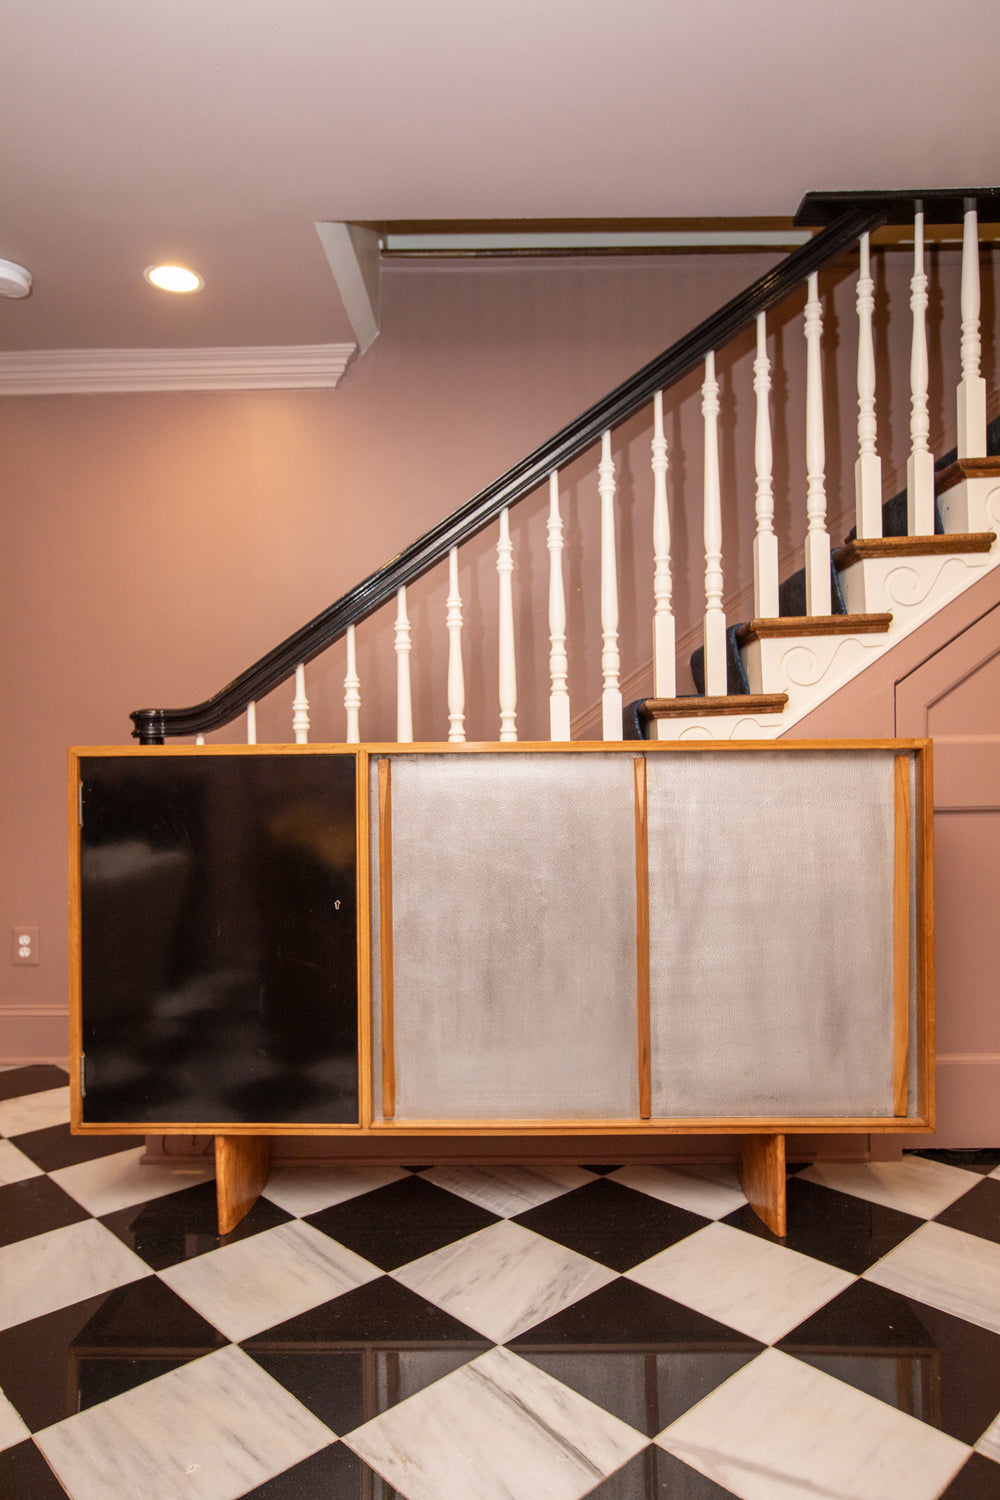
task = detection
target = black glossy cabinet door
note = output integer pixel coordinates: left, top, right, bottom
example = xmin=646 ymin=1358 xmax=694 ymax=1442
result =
xmin=78 ymin=753 xmax=358 ymax=1125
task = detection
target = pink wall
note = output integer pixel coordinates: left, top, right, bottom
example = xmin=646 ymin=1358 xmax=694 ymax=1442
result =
xmin=0 ymin=243 xmax=995 ymax=1062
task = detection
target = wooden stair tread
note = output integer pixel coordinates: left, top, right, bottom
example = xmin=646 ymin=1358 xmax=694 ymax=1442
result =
xmin=641 ymin=693 xmax=788 ymax=719
xmin=834 ymin=533 xmax=995 ymax=568
xmin=736 ymin=613 xmax=892 ymax=646
xmin=936 ymin=456 xmax=1000 ymax=493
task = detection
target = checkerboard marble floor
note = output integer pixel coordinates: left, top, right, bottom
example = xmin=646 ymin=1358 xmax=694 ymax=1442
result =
xmin=2 ymin=1066 xmax=1000 ymax=1499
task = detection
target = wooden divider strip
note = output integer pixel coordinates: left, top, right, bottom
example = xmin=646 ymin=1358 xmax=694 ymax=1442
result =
xmin=379 ymin=759 xmax=396 ymax=1120
xmin=634 ymin=756 xmax=651 ymax=1120
xmin=893 ymin=754 xmax=911 ymax=1117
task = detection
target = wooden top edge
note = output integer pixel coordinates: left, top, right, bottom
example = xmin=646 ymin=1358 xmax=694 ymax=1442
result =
xmin=835 ymin=534 xmax=996 ymax=566
xmin=936 ymin=457 xmax=1000 ymax=493
xmin=737 ymin=614 xmax=892 ymax=644
xmin=71 ymin=735 xmax=932 ymax=758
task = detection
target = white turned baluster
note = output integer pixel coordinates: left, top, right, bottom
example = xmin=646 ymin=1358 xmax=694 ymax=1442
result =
xmin=394 ymin=586 xmax=413 ymax=743
xmin=497 ymin=507 xmax=517 ymax=741
xmin=958 ymin=198 xmax=986 ymax=458
xmin=804 ymin=272 xmax=831 ymax=615
xmin=855 ymin=233 xmax=883 ymax=539
xmin=752 ymin=314 xmax=779 ymax=616
xmin=246 ymin=701 xmax=257 ymax=744
xmin=547 ymin=472 xmax=571 ymax=739
xmin=445 ymin=546 xmax=466 ymax=743
xmin=907 ymin=207 xmax=934 ymax=535
xmin=343 ymin=624 xmax=361 ymax=743
xmin=292 ymin=663 xmax=310 ymax=743
xmin=701 ymin=352 xmax=727 ymax=695
xmin=651 ymin=391 xmax=676 ymax=701
xmin=599 ymin=431 xmax=623 ymax=739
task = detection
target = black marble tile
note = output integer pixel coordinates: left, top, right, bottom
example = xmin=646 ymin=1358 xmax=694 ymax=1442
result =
xmin=510 ymin=1276 xmax=762 ymax=1351
xmin=304 ymin=1175 xmax=500 ymax=1271
xmin=778 ymin=1279 xmax=1000 ymax=1446
xmin=512 ymin=1177 xmax=709 ymax=1271
xmin=242 ymin=1278 xmax=489 ymax=1435
xmin=521 ymin=1349 xmax=759 ymax=1438
xmin=0 ymin=1065 xmax=68 ymax=1103
xmin=0 ymin=1175 xmax=89 ymax=1248
xmin=11 ymin=1123 xmax=145 ymax=1172
xmin=938 ymin=1452 xmax=1000 ymax=1498
xmin=0 ymin=1279 xmax=225 ymax=1431
xmin=0 ymin=1440 xmax=70 ymax=1498
xmin=586 ymin=1446 xmax=738 ymax=1497
xmin=911 ymin=1148 xmax=1000 ymax=1177
xmin=238 ymin=1442 xmax=385 ymax=1498
xmin=935 ymin=1177 xmax=1000 ymax=1247
xmin=244 ymin=1275 xmax=490 ymax=1348
xmin=722 ymin=1176 xmax=923 ymax=1273
xmin=100 ymin=1178 xmax=292 ymax=1269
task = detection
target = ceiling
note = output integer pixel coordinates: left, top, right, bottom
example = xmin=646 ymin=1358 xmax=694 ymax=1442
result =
xmin=2 ymin=0 xmax=999 ymax=357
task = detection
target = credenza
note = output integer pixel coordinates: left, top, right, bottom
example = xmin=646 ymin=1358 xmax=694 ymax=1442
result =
xmin=69 ymin=739 xmax=934 ymax=1235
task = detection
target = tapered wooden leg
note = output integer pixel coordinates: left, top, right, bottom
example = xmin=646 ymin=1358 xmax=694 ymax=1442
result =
xmin=739 ymin=1133 xmax=787 ymax=1237
xmin=215 ymin=1135 xmax=271 ymax=1235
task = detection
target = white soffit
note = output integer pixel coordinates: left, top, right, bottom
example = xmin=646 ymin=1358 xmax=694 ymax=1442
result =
xmin=316 ymin=223 xmax=381 ymax=353
xmin=0 ymin=344 xmax=357 ymax=395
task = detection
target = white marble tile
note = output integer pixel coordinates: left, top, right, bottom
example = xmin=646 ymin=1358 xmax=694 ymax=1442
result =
xmin=864 ymin=1220 xmax=1000 ymax=1336
xmin=608 ymin=1164 xmax=747 ymax=1220
xmin=419 ymin=1164 xmax=594 ymax=1217
xmin=160 ymin=1219 xmax=381 ymax=1341
xmin=0 ymin=1138 xmax=43 ymax=1186
xmin=261 ymin=1163 xmax=409 ymax=1217
xmin=346 ymin=1344 xmax=646 ymax=1500
xmin=0 ymin=1387 xmax=29 ymax=1453
xmin=393 ymin=1219 xmax=616 ymax=1343
xmin=975 ymin=1411 xmax=1000 ymax=1464
xmin=36 ymin=1343 xmax=334 ymax=1500
xmin=0 ymin=1219 xmax=150 ymax=1332
xmin=659 ymin=1347 xmax=968 ymax=1499
xmin=50 ymin=1146 xmax=215 ymax=1216
xmin=797 ymin=1155 xmax=978 ymax=1219
xmin=0 ymin=1085 xmax=70 ymax=1138
xmin=626 ymin=1221 xmax=854 ymax=1344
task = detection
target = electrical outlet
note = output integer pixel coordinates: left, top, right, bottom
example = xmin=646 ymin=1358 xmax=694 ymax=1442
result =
xmin=12 ymin=926 xmax=39 ymax=965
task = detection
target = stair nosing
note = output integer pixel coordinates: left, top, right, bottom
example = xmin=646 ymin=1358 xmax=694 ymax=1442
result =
xmin=935 ymin=457 xmax=1000 ymax=494
xmin=834 ymin=533 xmax=995 ymax=569
xmin=641 ymin=693 xmax=788 ymax=719
xmin=736 ymin=613 xmax=892 ymax=646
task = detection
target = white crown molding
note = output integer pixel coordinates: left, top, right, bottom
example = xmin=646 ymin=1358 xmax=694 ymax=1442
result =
xmin=0 ymin=344 xmax=357 ymax=395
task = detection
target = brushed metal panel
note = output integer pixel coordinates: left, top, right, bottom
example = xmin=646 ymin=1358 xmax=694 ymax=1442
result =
xmin=384 ymin=753 xmax=639 ymax=1121
xmin=647 ymin=750 xmax=897 ymax=1118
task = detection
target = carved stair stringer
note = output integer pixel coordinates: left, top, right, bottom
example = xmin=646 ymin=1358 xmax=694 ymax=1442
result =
xmin=644 ymin=475 xmax=999 ymax=744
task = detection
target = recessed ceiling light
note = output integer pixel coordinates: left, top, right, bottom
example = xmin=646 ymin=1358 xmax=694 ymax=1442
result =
xmin=0 ymin=258 xmax=32 ymax=298
xmin=144 ymin=264 xmax=203 ymax=293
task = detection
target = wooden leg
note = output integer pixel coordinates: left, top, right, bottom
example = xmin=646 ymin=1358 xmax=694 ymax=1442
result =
xmin=215 ymin=1135 xmax=271 ymax=1235
xmin=739 ymin=1133 xmax=787 ymax=1237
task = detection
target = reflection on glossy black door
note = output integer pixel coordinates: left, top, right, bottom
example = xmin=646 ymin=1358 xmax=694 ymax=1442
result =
xmin=79 ymin=754 xmax=358 ymax=1125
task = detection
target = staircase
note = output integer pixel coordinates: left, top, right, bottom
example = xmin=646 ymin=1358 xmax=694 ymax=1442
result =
xmin=129 ymin=189 xmax=1000 ymax=752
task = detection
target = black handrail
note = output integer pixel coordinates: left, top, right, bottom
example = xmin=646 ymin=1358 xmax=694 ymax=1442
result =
xmin=132 ymin=202 xmax=890 ymax=742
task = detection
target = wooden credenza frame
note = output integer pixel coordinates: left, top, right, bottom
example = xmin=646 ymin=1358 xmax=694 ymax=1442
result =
xmin=69 ymin=739 xmax=935 ymax=1236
